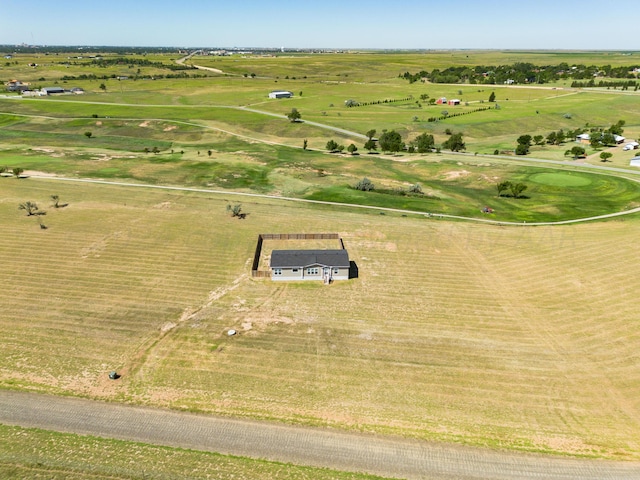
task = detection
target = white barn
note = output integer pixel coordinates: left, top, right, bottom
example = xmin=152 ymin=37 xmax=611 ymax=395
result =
xmin=268 ymin=90 xmax=293 ymax=99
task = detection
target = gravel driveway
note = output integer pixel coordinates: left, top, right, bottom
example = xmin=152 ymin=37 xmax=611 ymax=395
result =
xmin=1 ymin=390 xmax=639 ymax=479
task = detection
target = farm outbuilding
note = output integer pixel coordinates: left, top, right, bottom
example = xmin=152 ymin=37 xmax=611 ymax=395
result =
xmin=436 ymin=97 xmax=447 ymax=105
xmin=40 ymin=87 xmax=65 ymax=95
xmin=630 ymin=156 xmax=640 ymax=167
xmin=268 ymin=90 xmax=293 ymax=99
xmin=448 ymin=99 xmax=461 ymax=105
xmin=270 ymin=249 xmax=350 ymax=282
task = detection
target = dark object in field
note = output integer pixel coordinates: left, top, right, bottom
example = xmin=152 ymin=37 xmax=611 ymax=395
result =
xmin=108 ymin=371 xmax=120 ymax=380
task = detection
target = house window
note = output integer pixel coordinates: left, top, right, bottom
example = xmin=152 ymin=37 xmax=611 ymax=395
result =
xmin=306 ymin=267 xmax=319 ymax=275
xmin=273 ymin=268 xmax=282 ymax=276
xmin=333 ymin=268 xmax=339 ymax=274
xmin=292 ymin=268 xmax=299 ymax=273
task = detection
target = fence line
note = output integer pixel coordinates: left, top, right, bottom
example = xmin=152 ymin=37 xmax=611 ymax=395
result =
xmin=251 ymin=233 xmax=343 ymax=277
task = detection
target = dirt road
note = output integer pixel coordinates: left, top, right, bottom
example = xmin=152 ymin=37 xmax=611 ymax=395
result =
xmin=0 ymin=390 xmax=638 ymax=480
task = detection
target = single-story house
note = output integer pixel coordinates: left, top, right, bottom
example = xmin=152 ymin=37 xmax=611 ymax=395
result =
xmin=270 ymin=249 xmax=350 ymax=282
xmin=614 ymin=135 xmax=625 ymax=144
xmin=435 ymin=97 xmax=447 ymax=105
xmin=5 ymin=80 xmax=29 ymax=92
xmin=623 ymin=141 xmax=639 ymax=151
xmin=448 ymin=98 xmax=461 ymax=105
xmin=40 ymin=87 xmax=65 ymax=95
xmin=268 ymin=90 xmax=293 ymax=99
xmin=576 ymin=133 xmax=590 ymax=143
xmin=630 ymin=156 xmax=640 ymax=167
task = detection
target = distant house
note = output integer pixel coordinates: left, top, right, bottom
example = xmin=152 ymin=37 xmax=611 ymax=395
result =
xmin=576 ymin=133 xmax=590 ymax=143
xmin=5 ymin=80 xmax=29 ymax=92
xmin=270 ymin=249 xmax=350 ymax=282
xmin=269 ymin=90 xmax=293 ymax=99
xmin=448 ymin=98 xmax=461 ymax=106
xmin=40 ymin=87 xmax=65 ymax=95
xmin=630 ymin=156 xmax=640 ymax=167
xmin=623 ymin=141 xmax=639 ymax=151
xmin=614 ymin=135 xmax=625 ymax=144
xmin=436 ymin=97 xmax=447 ymax=105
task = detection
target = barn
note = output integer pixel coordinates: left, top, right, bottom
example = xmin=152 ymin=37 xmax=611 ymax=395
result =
xmin=270 ymin=249 xmax=350 ymax=282
xmin=630 ymin=156 xmax=640 ymax=167
xmin=268 ymin=90 xmax=293 ymax=99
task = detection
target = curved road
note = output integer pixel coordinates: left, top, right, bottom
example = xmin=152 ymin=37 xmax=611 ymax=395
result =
xmin=0 ymin=390 xmax=638 ymax=480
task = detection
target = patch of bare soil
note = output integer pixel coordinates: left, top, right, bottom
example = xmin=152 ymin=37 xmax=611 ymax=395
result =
xmin=139 ymin=121 xmax=151 ymax=127
xmin=442 ymin=170 xmax=470 ymax=180
xmin=163 ymin=125 xmax=177 ymax=132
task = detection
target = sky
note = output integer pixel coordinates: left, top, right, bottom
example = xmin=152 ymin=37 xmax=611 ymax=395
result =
xmin=0 ymin=0 xmax=638 ymax=50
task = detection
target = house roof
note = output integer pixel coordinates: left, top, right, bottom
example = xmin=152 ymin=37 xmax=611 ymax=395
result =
xmin=270 ymin=249 xmax=349 ymax=269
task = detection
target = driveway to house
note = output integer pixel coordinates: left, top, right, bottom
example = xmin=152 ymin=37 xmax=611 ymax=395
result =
xmin=1 ymin=390 xmax=639 ymax=480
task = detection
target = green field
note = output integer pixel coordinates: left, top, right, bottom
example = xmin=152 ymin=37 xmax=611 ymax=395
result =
xmin=0 ymin=424 xmax=389 ymax=480
xmin=2 ymin=50 xmax=640 ymax=476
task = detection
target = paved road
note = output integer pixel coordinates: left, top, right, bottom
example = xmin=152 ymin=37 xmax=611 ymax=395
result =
xmin=0 ymin=390 xmax=638 ymax=480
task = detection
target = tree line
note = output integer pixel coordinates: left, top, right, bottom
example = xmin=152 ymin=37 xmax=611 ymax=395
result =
xmin=401 ymin=61 xmax=640 ymax=85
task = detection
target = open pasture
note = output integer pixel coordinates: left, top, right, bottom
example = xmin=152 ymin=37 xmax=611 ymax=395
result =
xmin=0 ymin=424 xmax=389 ymax=480
xmin=1 ymin=178 xmax=640 ymax=460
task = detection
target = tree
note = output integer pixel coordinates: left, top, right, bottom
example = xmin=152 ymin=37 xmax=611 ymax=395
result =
xmin=99 ymin=83 xmax=106 ymax=91
xmin=516 ymin=135 xmax=532 ymax=155
xmin=509 ymin=182 xmax=528 ymax=199
xmin=408 ymin=183 xmax=423 ymax=194
xmin=378 ymin=130 xmax=404 ymax=153
xmin=442 ymin=132 xmax=465 ymax=152
xmin=599 ymin=151 xmax=613 ymax=162
xmin=326 ymin=140 xmax=339 ymax=152
xmin=12 ymin=167 xmax=24 ymax=178
xmin=19 ymin=201 xmax=40 ymax=216
xmin=569 ymin=145 xmax=586 ymax=159
xmin=347 ymin=143 xmax=358 ymax=155
xmin=354 ymin=177 xmax=374 ymax=191
xmin=517 ymin=135 xmax=532 ymax=147
xmin=488 ymin=91 xmax=496 ymax=102
xmin=303 ymin=139 xmax=308 ymax=150
xmin=363 ymin=139 xmax=376 ymax=152
xmin=84 ymin=131 xmax=92 ymax=139
xmin=51 ymin=194 xmax=68 ymax=208
xmin=533 ymin=135 xmax=545 ymax=146
xmin=226 ymin=203 xmax=246 ymax=219
xmin=496 ymin=180 xmax=512 ymax=197
xmin=0 ymin=166 xmax=7 ymax=174
xmin=287 ymin=108 xmax=301 ymax=122
xmin=365 ymin=129 xmax=376 ymax=140
xmin=414 ymin=133 xmax=435 ymax=153
xmin=601 ymin=132 xmax=616 ymax=147
xmin=208 ymin=150 xmax=212 ymax=157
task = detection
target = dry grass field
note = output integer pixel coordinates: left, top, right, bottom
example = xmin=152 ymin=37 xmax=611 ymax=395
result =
xmin=1 ymin=176 xmax=639 ymax=460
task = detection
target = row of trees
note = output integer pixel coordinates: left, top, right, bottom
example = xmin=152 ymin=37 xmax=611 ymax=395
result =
xmin=324 ymin=129 xmax=465 ymax=155
xmin=401 ymin=62 xmax=640 ymax=85
xmin=515 ymin=120 xmax=625 ymax=155
xmin=1 ymin=166 xmax=24 ymax=178
xmin=353 ymin=177 xmax=424 ymax=196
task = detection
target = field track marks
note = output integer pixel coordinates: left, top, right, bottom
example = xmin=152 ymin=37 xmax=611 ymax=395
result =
xmin=1 ymin=390 xmax=639 ymax=480
xmin=122 ymin=273 xmax=249 ymax=381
